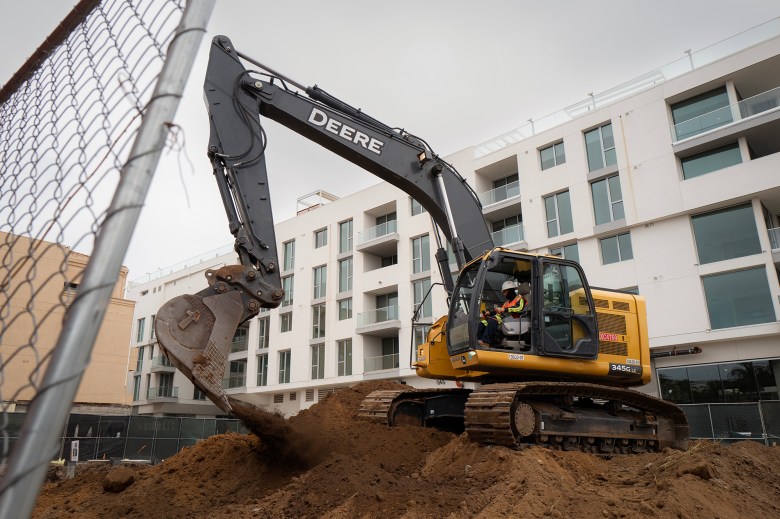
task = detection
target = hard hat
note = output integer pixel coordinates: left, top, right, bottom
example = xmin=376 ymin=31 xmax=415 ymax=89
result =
xmin=501 ymin=280 xmax=517 ymax=292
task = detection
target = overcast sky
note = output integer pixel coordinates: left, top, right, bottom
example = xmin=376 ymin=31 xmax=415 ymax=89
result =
xmin=2 ymin=1 xmax=778 ymax=282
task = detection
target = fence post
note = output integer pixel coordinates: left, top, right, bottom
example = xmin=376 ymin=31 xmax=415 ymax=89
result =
xmin=0 ymin=2 xmax=215 ymax=517
xmin=707 ymin=404 xmax=715 ymax=440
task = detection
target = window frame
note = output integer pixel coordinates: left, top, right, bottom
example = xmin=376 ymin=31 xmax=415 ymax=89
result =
xmin=280 ymin=312 xmax=293 ymax=333
xmin=411 ymin=234 xmax=431 ymax=274
xmin=540 ymin=141 xmax=566 ymax=171
xmin=338 ymin=219 xmax=353 ymax=254
xmin=278 ymin=350 xmax=291 ymax=384
xmin=544 ymin=190 xmax=573 ymax=238
xmin=584 ymin=122 xmax=616 ymax=172
xmin=283 ymin=239 xmax=295 ymax=271
xmin=337 ymin=339 xmax=353 ymax=376
xmin=314 ymin=227 xmax=328 ymax=248
xmin=591 ymin=174 xmax=624 ymax=226
xmin=311 ymin=343 xmax=325 ymax=380
xmin=312 ymin=304 xmax=326 ymax=339
xmin=338 ymin=257 xmax=353 ymax=293
xmin=600 ymin=232 xmax=633 ymax=265
xmin=313 ymin=265 xmax=327 ymax=299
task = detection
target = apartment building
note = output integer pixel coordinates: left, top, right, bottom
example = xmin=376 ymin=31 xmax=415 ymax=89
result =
xmin=127 ymin=21 xmax=780 ymax=417
xmin=1 ymin=231 xmax=136 ymax=413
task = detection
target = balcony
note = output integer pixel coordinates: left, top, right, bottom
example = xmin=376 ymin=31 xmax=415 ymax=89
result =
xmin=364 ymin=353 xmax=399 ymax=372
xmin=478 ymin=181 xmax=521 ymax=218
xmin=222 ymin=374 xmax=247 ymax=389
xmin=769 ymin=227 xmax=780 ymax=250
xmin=671 ymin=86 xmax=780 ymax=143
xmin=356 ymin=305 xmax=401 ymax=337
xmin=356 ymin=220 xmax=399 ymax=256
xmin=147 ymin=386 xmax=178 ymax=400
xmin=150 ymin=355 xmax=175 ymax=373
xmin=492 ymin=224 xmax=527 ymax=250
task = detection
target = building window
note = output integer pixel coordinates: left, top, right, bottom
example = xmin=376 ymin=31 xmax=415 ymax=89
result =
xmin=311 ymin=343 xmax=325 ymax=380
xmin=230 ymin=326 xmax=248 ymax=353
xmin=591 ymin=175 xmax=623 ymax=226
xmin=411 ymin=234 xmax=430 ymax=274
xmin=337 ymin=339 xmax=352 ymax=376
xmin=544 ymin=191 xmax=573 ymax=238
xmin=658 ymin=359 xmax=780 ymax=404
xmin=226 ymin=360 xmax=247 ymax=388
xmin=338 ymin=298 xmax=352 ymax=320
xmin=491 ymin=215 xmax=524 ymax=246
xmin=703 ymin=267 xmax=775 ymax=330
xmin=411 ymin=197 xmax=427 ymax=216
xmin=136 ymin=346 xmax=144 ymax=371
xmin=338 ymin=219 xmax=353 ymax=254
xmin=671 ymin=86 xmax=731 ymax=141
xmin=680 ymin=142 xmax=741 ymax=180
xmin=584 ymin=122 xmax=616 ymax=172
xmin=314 ymin=227 xmax=327 ymax=248
xmin=381 ymin=337 xmax=400 ymax=369
xmin=381 ymin=254 xmax=398 ymax=267
xmin=600 ymin=232 xmax=633 ymax=264
xmin=692 ymin=203 xmax=760 ymax=264
xmin=312 ymin=304 xmax=326 ymax=339
xmin=549 ymin=242 xmax=580 ymax=263
xmin=193 ymin=385 xmax=206 ymax=400
xmin=313 ymin=265 xmax=327 ymax=299
xmin=256 ymin=354 xmax=268 ymax=386
xmin=258 ymin=317 xmax=270 ymax=349
xmin=413 ymin=278 xmax=432 ymax=319
xmin=132 ymin=376 xmax=141 ymax=401
xmin=280 ymin=312 xmax=293 ymax=333
xmin=338 ymin=257 xmax=353 ymax=292
xmin=375 ymin=212 xmax=397 ymax=237
xmin=376 ymin=292 xmax=399 ymax=322
xmin=281 ymin=275 xmax=294 ymax=307
xmin=136 ymin=317 xmax=145 ymax=343
xmin=278 ymin=350 xmax=291 ymax=384
xmin=413 ymin=325 xmax=431 ymax=349
xmin=540 ymin=141 xmax=565 ymax=170
xmin=283 ymin=239 xmax=295 ymax=271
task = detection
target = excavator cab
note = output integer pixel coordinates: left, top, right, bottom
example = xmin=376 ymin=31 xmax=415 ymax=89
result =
xmin=444 ymin=249 xmax=599 ymax=376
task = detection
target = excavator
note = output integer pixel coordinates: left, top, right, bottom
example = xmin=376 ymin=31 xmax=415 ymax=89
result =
xmin=155 ymin=35 xmax=688 ymax=454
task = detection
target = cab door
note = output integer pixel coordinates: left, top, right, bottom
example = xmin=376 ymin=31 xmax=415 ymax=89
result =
xmin=537 ymin=259 xmax=598 ymax=359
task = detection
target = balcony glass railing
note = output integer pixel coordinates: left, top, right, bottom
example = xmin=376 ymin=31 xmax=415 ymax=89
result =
xmin=230 ymin=339 xmax=248 ymax=353
xmin=478 ymin=180 xmax=520 ymax=207
xmin=147 ymin=386 xmax=178 ymax=399
xmin=671 ymin=85 xmax=780 ymax=141
xmin=357 ymin=220 xmax=397 ymax=244
xmin=356 ymin=305 xmax=399 ymax=327
xmin=222 ymin=374 xmax=247 ymax=389
xmin=768 ymin=227 xmax=780 ymax=250
xmin=364 ymin=353 xmax=399 ymax=372
xmin=491 ymin=224 xmax=524 ymax=247
xmin=152 ymin=355 xmax=173 ymax=368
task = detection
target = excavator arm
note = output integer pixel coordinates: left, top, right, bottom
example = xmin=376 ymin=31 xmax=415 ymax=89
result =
xmin=155 ymin=35 xmax=492 ymax=414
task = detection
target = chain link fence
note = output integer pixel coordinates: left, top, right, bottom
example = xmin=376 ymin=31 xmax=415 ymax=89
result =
xmin=4 ymin=412 xmax=247 ymax=464
xmin=0 ymin=0 xmax=215 ymax=516
xmin=680 ymin=401 xmax=780 ymax=446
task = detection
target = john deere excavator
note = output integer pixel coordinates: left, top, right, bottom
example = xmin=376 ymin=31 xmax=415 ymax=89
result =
xmin=155 ymin=35 xmax=688 ymax=454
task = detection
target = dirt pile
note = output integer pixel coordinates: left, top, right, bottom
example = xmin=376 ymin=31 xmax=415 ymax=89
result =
xmin=34 ymin=381 xmax=780 ymax=518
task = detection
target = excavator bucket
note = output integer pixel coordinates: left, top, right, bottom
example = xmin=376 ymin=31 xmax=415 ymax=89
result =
xmin=154 ymin=291 xmax=245 ymax=414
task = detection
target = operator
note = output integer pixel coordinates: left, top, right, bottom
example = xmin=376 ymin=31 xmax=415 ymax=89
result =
xmin=477 ymin=278 xmax=528 ymax=347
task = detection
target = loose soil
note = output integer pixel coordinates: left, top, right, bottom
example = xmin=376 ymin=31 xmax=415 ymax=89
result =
xmin=34 ymin=381 xmax=780 ymax=518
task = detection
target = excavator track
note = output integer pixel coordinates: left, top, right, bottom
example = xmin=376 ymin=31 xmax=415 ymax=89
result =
xmin=465 ymin=382 xmax=688 ymax=453
xmin=359 ymin=383 xmax=688 ymax=454
xmin=359 ymin=388 xmax=470 ymax=429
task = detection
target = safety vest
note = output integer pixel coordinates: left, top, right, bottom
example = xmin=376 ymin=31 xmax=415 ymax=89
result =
xmin=493 ymin=295 xmax=526 ymax=324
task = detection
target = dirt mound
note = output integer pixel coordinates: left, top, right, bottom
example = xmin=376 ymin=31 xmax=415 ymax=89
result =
xmin=33 ymin=381 xmax=780 ymax=518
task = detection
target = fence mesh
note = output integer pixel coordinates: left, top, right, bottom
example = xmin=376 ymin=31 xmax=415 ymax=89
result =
xmin=0 ymin=0 xmax=186 ymax=467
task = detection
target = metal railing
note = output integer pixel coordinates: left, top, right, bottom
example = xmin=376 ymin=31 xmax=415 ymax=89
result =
xmin=151 ymin=356 xmax=174 ymax=368
xmin=671 ymin=85 xmax=780 ymax=141
xmin=364 ymin=353 xmax=400 ymax=372
xmin=147 ymin=386 xmax=179 ymax=399
xmin=222 ymin=374 xmax=247 ymax=389
xmin=680 ymin=401 xmax=780 ymax=446
xmin=356 ymin=305 xmax=400 ymax=327
xmin=491 ymin=224 xmax=525 ymax=247
xmin=478 ymin=180 xmax=520 ymax=207
xmin=357 ymin=220 xmax=397 ymax=243
xmin=475 ymin=18 xmax=780 ymax=158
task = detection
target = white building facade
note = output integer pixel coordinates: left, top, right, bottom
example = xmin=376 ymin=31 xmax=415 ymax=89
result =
xmin=127 ymin=22 xmax=780 ymax=417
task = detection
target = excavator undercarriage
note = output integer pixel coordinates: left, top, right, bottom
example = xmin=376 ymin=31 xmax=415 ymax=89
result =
xmin=359 ymin=383 xmax=688 ymax=453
